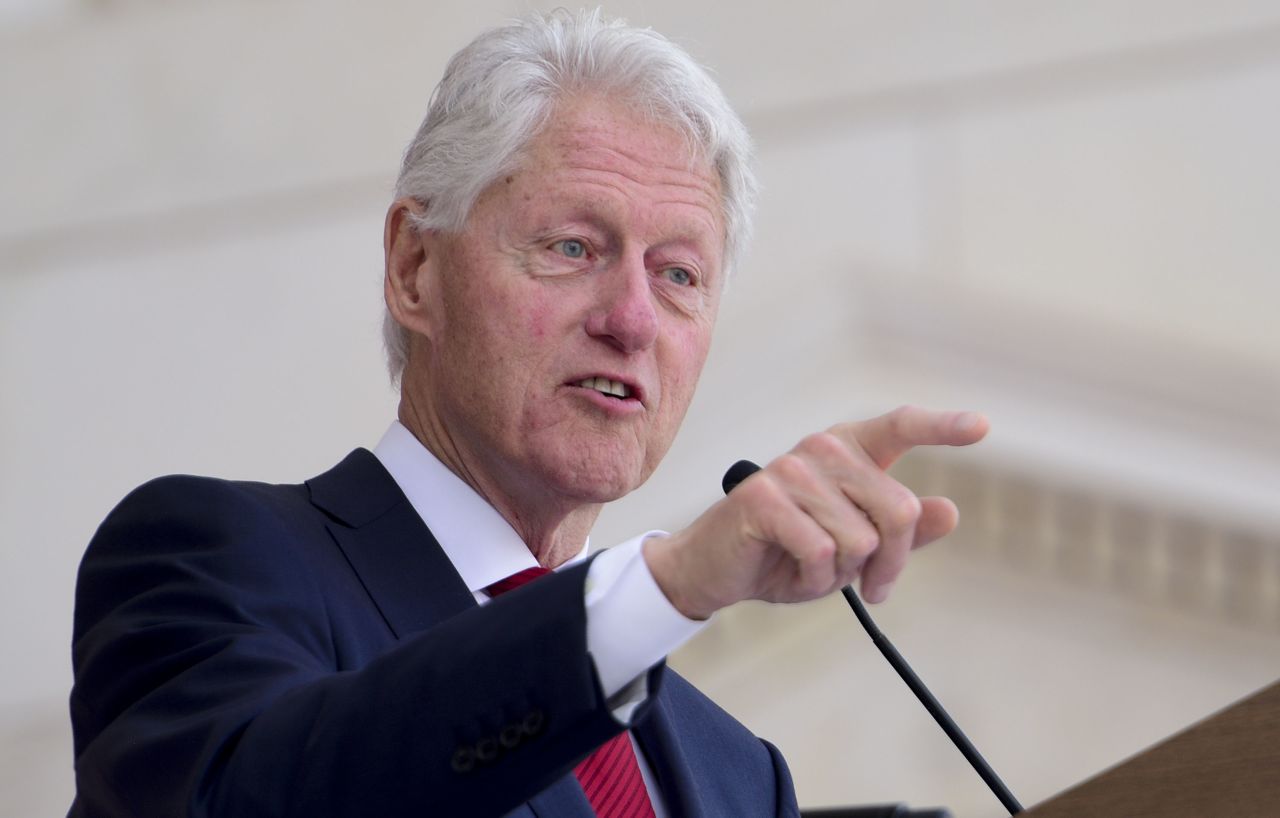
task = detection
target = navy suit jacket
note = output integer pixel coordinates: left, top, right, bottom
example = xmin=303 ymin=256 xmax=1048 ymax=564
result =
xmin=70 ymin=448 xmax=799 ymax=817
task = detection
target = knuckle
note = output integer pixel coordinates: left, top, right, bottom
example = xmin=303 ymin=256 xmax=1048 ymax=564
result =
xmin=850 ymin=533 xmax=880 ymax=559
xmin=807 ymin=534 xmax=837 ymax=564
xmin=798 ymin=431 xmax=846 ymax=462
xmin=795 ymin=533 xmax=834 ymax=570
xmin=888 ymin=404 xmax=917 ymax=433
xmin=770 ymin=452 xmax=811 ymax=484
xmin=827 ymin=420 xmax=856 ymax=437
xmin=745 ymin=473 xmax=788 ymax=511
xmin=883 ymin=490 xmax=923 ymax=531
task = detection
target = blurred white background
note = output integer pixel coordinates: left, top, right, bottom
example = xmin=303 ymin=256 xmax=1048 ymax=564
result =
xmin=2 ymin=1 xmax=1279 ymax=815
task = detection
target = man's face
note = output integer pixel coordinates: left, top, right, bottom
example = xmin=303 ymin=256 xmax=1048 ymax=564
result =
xmin=408 ymin=95 xmax=725 ymax=507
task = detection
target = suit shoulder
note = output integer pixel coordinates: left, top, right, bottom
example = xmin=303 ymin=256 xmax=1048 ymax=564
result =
xmin=91 ymin=470 xmax=334 ymax=568
xmin=69 ymin=471 xmax=342 ymax=779
xmin=75 ymin=472 xmax=326 ymax=631
xmin=101 ymin=472 xmax=309 ymax=534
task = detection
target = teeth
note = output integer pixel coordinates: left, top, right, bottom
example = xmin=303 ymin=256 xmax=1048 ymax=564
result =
xmin=576 ymin=377 xmax=632 ymax=399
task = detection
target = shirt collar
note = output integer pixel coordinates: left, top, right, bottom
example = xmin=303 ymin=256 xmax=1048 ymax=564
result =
xmin=371 ymin=421 xmax=589 ymax=595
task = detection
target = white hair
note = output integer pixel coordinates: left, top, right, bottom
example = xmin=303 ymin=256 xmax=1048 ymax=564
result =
xmin=383 ymin=7 xmax=757 ymax=383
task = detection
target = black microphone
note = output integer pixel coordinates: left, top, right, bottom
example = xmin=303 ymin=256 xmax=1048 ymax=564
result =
xmin=722 ymin=460 xmax=1023 ymax=816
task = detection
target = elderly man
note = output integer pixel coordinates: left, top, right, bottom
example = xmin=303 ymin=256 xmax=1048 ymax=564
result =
xmin=70 ymin=10 xmax=986 ymax=818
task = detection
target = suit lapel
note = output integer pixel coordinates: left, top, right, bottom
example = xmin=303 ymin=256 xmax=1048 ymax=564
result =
xmin=308 ymin=449 xmax=597 ymax=816
xmin=306 ymin=448 xmax=476 ymax=638
xmin=633 ymin=671 xmax=705 ymax=818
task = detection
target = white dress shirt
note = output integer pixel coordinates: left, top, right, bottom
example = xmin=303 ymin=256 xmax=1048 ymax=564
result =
xmin=372 ymin=421 xmax=705 ymax=816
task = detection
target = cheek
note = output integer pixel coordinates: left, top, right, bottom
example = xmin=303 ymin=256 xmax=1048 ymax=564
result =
xmin=524 ymin=301 xmax=552 ymax=342
xmin=481 ymin=288 xmax=571 ymax=416
xmin=512 ymin=281 xmax=589 ymax=349
xmin=661 ymin=325 xmax=714 ymax=405
xmin=472 ymin=284 xmax=555 ymax=356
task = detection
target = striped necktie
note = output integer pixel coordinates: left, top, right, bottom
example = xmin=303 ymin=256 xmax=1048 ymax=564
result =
xmin=486 ymin=567 xmax=657 ymax=818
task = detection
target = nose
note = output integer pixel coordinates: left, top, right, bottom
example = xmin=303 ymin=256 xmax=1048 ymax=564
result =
xmin=585 ymin=257 xmax=659 ymax=353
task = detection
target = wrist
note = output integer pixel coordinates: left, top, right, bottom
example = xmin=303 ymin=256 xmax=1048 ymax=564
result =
xmin=641 ymin=533 xmax=713 ymax=621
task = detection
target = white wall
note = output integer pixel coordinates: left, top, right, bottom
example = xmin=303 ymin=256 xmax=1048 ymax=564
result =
xmin=3 ymin=2 xmax=1279 ymax=815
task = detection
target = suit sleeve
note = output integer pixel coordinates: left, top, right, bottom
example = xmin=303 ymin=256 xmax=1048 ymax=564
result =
xmin=69 ymin=476 xmax=636 ymax=818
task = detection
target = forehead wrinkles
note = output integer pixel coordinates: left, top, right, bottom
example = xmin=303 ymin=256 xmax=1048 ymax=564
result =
xmin=554 ymin=118 xmax=714 ymax=189
xmin=533 ymin=125 xmax=723 ymax=236
xmin=556 ymin=163 xmax=720 ymax=224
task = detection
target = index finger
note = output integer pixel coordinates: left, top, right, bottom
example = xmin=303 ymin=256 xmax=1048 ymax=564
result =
xmin=838 ymin=405 xmax=989 ymax=470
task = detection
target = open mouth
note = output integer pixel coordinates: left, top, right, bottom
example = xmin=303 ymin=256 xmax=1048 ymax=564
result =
xmin=574 ymin=376 xmax=634 ymax=401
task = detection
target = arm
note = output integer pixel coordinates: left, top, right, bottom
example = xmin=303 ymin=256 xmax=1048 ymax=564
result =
xmin=70 ymin=476 xmax=629 ymax=818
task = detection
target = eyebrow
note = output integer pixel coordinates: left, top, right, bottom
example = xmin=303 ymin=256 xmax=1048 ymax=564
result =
xmin=533 ymin=196 xmax=722 ymax=257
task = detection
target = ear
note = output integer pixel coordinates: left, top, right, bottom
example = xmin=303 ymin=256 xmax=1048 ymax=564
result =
xmin=383 ymin=197 xmax=442 ymax=340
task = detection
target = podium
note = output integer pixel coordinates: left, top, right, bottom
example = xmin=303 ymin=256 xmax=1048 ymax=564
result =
xmin=1023 ymin=679 xmax=1280 ymax=816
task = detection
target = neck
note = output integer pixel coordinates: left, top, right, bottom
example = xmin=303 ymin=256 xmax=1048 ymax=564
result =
xmin=397 ymin=390 xmax=600 ymax=569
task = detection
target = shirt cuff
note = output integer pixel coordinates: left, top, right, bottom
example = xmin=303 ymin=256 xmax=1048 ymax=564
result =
xmin=585 ymin=531 xmax=708 ymax=722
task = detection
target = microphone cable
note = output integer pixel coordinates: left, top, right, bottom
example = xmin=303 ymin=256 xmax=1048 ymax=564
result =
xmin=722 ymin=459 xmax=1024 ymax=816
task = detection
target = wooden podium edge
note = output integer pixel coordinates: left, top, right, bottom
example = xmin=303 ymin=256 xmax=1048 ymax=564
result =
xmin=1022 ymin=678 xmax=1280 ymax=817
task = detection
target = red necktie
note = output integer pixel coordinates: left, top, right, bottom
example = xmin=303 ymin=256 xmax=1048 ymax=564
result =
xmin=486 ymin=567 xmax=657 ymax=818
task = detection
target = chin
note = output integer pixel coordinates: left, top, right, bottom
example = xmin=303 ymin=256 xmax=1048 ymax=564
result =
xmin=562 ymin=471 xmax=641 ymax=505
xmin=542 ymin=452 xmax=647 ymax=505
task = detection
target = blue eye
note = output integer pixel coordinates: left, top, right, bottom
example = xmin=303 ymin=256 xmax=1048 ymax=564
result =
xmin=663 ymin=267 xmax=693 ymax=286
xmin=557 ymin=239 xmax=586 ymax=259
